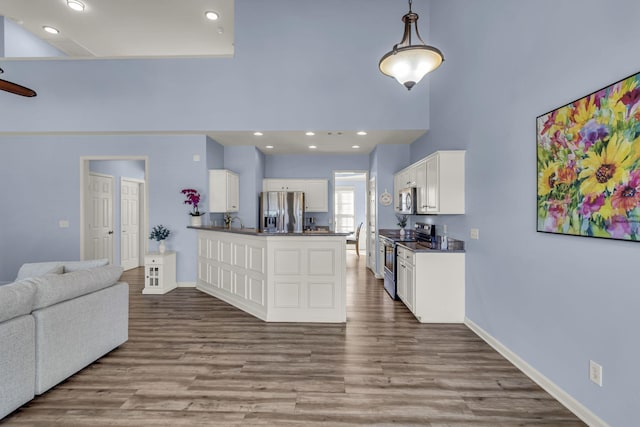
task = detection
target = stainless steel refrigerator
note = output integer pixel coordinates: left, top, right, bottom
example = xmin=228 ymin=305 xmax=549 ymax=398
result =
xmin=259 ymin=191 xmax=305 ymax=233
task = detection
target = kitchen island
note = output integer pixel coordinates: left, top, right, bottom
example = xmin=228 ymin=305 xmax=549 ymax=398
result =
xmin=190 ymin=226 xmax=347 ymax=323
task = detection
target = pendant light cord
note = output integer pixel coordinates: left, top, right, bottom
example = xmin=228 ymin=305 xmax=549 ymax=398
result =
xmin=408 ymin=0 xmax=412 ymax=13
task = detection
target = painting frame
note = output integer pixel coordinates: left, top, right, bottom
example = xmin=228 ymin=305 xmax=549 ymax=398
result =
xmin=536 ymin=71 xmax=640 ymax=242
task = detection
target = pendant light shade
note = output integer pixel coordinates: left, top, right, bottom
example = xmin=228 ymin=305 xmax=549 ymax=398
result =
xmin=379 ymin=0 xmax=444 ymax=90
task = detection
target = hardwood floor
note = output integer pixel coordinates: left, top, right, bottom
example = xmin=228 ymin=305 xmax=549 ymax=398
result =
xmin=3 ymin=253 xmax=586 ymax=426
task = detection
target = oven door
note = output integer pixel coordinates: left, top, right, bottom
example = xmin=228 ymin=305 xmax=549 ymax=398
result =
xmin=382 ymin=238 xmax=395 ymax=274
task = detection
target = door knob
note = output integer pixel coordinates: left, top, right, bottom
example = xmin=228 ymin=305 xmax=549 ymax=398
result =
xmin=108 ymin=231 xmax=114 ymax=234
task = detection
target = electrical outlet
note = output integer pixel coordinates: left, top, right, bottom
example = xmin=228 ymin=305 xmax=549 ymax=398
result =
xmin=470 ymin=228 xmax=479 ymax=240
xmin=193 ymin=154 xmax=201 ymax=162
xmin=589 ymin=360 xmax=603 ymax=386
xmin=58 ymin=220 xmax=69 ymax=228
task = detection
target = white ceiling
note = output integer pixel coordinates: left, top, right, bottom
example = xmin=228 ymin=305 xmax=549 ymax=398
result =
xmin=0 ymin=1 xmax=427 ymax=154
xmin=207 ymin=130 xmax=427 ymax=155
xmin=1 ymin=0 xmax=234 ymax=58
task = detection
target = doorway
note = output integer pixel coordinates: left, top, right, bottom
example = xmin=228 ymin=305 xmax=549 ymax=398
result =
xmin=333 ymin=171 xmax=368 ymax=257
xmin=80 ymin=156 xmax=149 ymax=269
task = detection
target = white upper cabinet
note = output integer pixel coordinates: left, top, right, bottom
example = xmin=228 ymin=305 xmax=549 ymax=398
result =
xmin=398 ymin=150 xmax=465 ymax=215
xmin=304 ymin=180 xmax=329 ymax=212
xmin=209 ymin=169 xmax=240 ymax=213
xmin=421 ymin=151 xmax=465 ymax=214
xmin=263 ymin=179 xmax=328 ymax=212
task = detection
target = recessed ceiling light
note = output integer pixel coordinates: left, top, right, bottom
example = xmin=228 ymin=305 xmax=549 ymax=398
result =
xmin=43 ymin=26 xmax=60 ymax=35
xmin=309 ymin=145 xmax=317 ymax=149
xmin=352 ymin=145 xmax=360 ymax=149
xmin=253 ymin=132 xmax=263 ymax=136
xmin=305 ymin=132 xmax=315 ymax=136
xmin=265 ymin=145 xmax=274 ymax=149
xmin=357 ymin=131 xmax=367 ymax=136
xmin=205 ymin=11 xmax=219 ymax=21
xmin=67 ymin=0 xmax=85 ymax=12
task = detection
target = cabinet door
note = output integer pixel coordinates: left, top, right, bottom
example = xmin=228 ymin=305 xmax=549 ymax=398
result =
xmin=425 ymin=154 xmax=440 ymax=213
xmin=406 ymin=166 xmax=417 ymax=187
xmin=405 ymin=263 xmax=415 ymax=312
xmin=393 ymin=173 xmax=403 ymax=212
xmin=305 ymin=180 xmax=328 ymax=212
xmin=227 ymin=172 xmax=239 ymax=212
xmin=415 ymin=160 xmax=428 ymax=214
xmin=396 ymin=249 xmax=406 ymax=302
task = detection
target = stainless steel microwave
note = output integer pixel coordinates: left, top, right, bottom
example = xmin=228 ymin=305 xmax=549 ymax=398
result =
xmin=397 ymin=187 xmax=416 ymax=214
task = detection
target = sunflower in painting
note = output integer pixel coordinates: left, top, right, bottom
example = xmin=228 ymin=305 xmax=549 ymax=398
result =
xmin=578 ymin=134 xmax=633 ymax=195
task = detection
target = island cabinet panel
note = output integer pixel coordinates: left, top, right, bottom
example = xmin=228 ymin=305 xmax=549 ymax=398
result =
xmin=195 ymin=229 xmax=346 ymax=323
xmin=267 ymin=238 xmax=345 ymax=323
xmin=196 ymin=231 xmax=268 ymax=320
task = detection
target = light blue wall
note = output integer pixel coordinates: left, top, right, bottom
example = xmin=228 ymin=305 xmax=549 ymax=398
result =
xmin=369 ymin=144 xmax=410 ymax=230
xmin=224 ymin=146 xmax=265 ymax=228
xmin=0 ymin=135 xmax=209 ymax=283
xmin=89 ymin=160 xmax=145 ymax=266
xmin=0 ymin=0 xmax=430 ymax=133
xmin=264 ymin=154 xmax=370 ymax=227
xmin=2 ymin=17 xmax=66 ymax=57
xmin=413 ymin=1 xmax=640 ymax=425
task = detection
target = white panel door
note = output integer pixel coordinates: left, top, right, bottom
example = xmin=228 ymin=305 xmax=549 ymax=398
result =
xmin=368 ymin=176 xmax=377 ymax=273
xmin=88 ymin=173 xmax=114 ymax=264
xmin=121 ymin=179 xmax=141 ymax=270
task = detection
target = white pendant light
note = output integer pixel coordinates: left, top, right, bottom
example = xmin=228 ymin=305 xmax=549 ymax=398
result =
xmin=379 ymin=0 xmax=444 ymax=90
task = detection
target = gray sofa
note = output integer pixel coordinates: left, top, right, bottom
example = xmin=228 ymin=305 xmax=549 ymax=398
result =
xmin=0 ymin=261 xmax=128 ymax=420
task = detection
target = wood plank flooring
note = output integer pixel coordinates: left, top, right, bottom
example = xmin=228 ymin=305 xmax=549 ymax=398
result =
xmin=3 ymin=252 xmax=586 ymax=426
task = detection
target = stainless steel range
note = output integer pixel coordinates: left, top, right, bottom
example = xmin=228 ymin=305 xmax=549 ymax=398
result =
xmin=379 ymin=230 xmax=417 ymax=300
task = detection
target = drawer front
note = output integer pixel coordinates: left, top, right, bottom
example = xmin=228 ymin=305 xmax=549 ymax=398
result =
xmin=145 ymin=256 xmax=164 ymax=265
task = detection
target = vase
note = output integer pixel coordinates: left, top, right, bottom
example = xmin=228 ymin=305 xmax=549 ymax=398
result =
xmin=158 ymin=241 xmax=166 ymax=254
xmin=190 ymin=215 xmax=202 ymax=227
xmin=399 ymin=228 xmax=405 ymax=236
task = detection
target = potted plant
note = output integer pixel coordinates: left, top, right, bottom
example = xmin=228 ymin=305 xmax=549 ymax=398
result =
xmin=181 ymin=188 xmax=203 ymax=226
xmin=149 ymin=225 xmax=171 ymax=253
xmin=396 ymin=214 xmax=408 ymax=235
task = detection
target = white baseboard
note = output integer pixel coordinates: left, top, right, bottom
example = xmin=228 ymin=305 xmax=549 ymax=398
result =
xmin=177 ymin=281 xmax=196 ymax=288
xmin=464 ymin=318 xmax=609 ymax=427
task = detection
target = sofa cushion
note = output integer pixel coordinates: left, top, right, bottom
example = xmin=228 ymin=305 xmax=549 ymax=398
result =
xmin=16 ymin=262 xmax=64 ymax=281
xmin=0 ymin=280 xmax=37 ymax=323
xmin=30 ymin=265 xmax=124 ymax=310
xmin=63 ymin=258 xmax=109 ymax=273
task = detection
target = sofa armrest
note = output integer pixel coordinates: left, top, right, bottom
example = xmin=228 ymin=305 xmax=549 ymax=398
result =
xmin=0 ymin=281 xmax=36 ymax=323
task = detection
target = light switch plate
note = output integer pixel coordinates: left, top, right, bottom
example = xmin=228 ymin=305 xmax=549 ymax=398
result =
xmin=589 ymin=360 xmax=603 ymax=386
xmin=59 ymin=220 xmax=69 ymax=228
xmin=193 ymin=154 xmax=201 ymax=162
xmin=470 ymin=228 xmax=479 ymax=240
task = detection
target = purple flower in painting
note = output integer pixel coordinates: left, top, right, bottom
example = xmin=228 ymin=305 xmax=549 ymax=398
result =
xmin=607 ymin=215 xmax=631 ymax=238
xmin=579 ymin=193 xmax=605 ymax=218
xmin=592 ymin=89 xmax=607 ymax=109
xmin=579 ymin=119 xmax=608 ymax=150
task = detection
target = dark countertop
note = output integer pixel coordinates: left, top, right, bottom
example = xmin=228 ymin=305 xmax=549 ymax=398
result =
xmin=396 ymin=241 xmax=466 ymax=253
xmin=188 ymin=226 xmax=350 ymax=237
xmin=379 ymin=229 xmax=417 ymax=242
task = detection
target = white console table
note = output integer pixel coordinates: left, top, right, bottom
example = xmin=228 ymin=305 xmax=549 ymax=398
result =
xmin=143 ymin=251 xmax=177 ymax=295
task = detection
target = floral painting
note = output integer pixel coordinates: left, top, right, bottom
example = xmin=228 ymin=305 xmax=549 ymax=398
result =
xmin=537 ymin=72 xmax=640 ymax=241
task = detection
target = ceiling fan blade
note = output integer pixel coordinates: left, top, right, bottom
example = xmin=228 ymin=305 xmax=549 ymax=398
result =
xmin=0 ymin=78 xmax=37 ymax=97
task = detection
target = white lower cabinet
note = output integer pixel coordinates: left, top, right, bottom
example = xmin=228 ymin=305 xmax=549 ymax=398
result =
xmin=197 ymin=232 xmax=267 ymax=319
xmin=196 ymin=230 xmax=346 ymax=322
xmin=143 ymin=251 xmax=177 ymax=295
xmin=397 ymin=246 xmax=465 ymax=323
